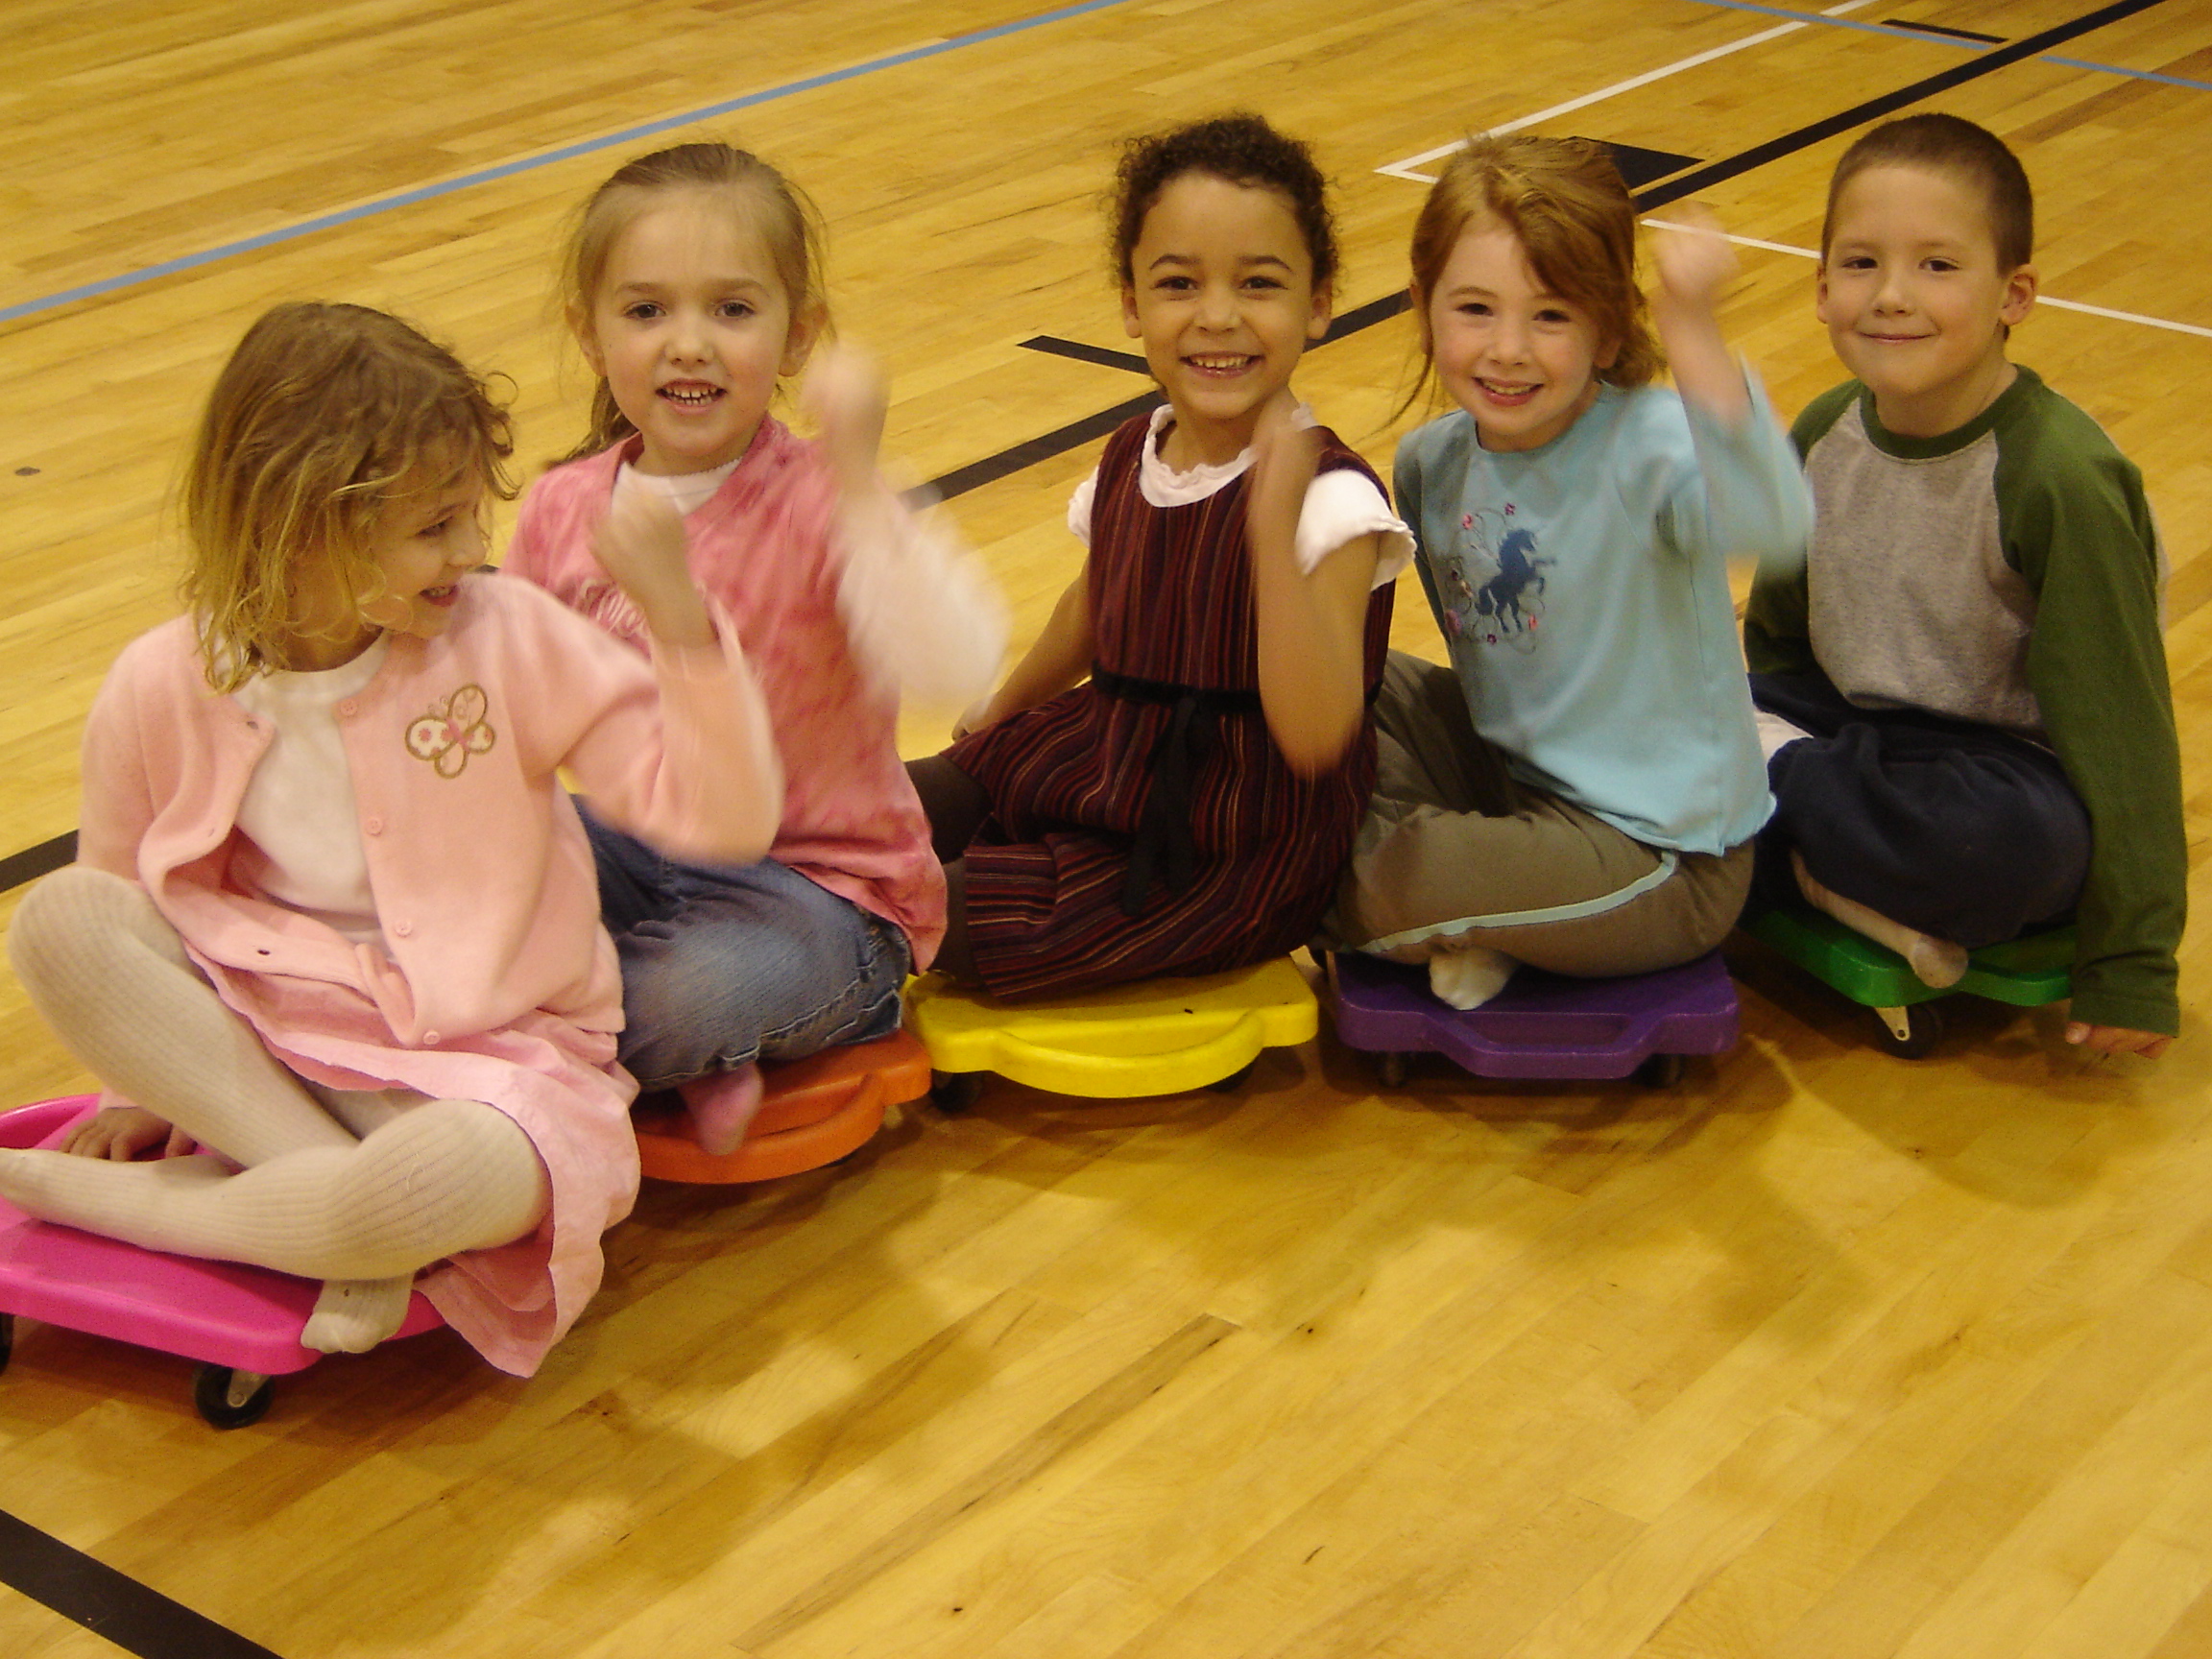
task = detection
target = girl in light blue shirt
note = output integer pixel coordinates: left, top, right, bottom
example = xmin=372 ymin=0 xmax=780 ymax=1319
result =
xmin=1327 ymin=135 xmax=1809 ymax=1008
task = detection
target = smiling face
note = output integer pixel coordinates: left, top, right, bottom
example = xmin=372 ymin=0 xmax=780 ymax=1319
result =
xmin=1119 ymin=172 xmax=1332 ymax=468
xmin=280 ymin=470 xmax=488 ymax=670
xmin=1817 ymin=163 xmax=2036 ymax=437
xmin=1421 ymin=218 xmax=1614 ymax=453
xmin=579 ymin=190 xmax=818 ymax=475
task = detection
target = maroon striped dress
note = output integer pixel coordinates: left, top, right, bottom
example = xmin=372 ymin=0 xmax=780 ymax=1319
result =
xmin=943 ymin=413 xmax=1395 ymax=998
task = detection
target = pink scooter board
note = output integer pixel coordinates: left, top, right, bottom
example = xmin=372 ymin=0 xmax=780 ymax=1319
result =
xmin=1327 ymin=950 xmax=1740 ymax=1088
xmin=0 ymin=1096 xmax=444 ymax=1428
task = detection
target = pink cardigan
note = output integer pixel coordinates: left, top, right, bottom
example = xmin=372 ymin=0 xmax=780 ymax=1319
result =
xmin=76 ymin=574 xmax=781 ymax=1373
xmin=84 ymin=575 xmax=780 ymax=1046
xmin=505 ymin=420 xmax=944 ymax=964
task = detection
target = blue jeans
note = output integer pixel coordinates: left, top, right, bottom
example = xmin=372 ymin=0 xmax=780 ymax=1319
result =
xmin=583 ymin=810 xmax=911 ymax=1090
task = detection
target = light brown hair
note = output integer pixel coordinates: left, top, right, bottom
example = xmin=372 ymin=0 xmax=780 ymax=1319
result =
xmin=1405 ymin=134 xmax=1662 ymax=411
xmin=559 ymin=140 xmax=828 ymax=460
xmin=1821 ymin=112 xmax=2033 ymax=271
xmin=182 ymin=301 xmax=515 ymax=691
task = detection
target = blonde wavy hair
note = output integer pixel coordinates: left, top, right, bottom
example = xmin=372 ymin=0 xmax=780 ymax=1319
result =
xmin=182 ymin=302 xmax=515 ymax=690
xmin=1404 ymin=134 xmax=1663 ymax=416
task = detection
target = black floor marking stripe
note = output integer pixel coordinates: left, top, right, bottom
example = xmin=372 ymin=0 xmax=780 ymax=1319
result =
xmin=0 ymin=1507 xmax=284 ymax=1658
xmin=925 ymin=388 xmax=1163 ymax=501
xmin=1319 ymin=290 xmax=1412 ymax=343
xmin=0 ymin=0 xmax=2167 ymax=906
xmin=1018 ymin=335 xmax=1149 ymax=373
xmin=0 ymin=831 xmax=73 ymax=896
xmin=1884 ymin=17 xmax=2007 ymax=44
xmin=1636 ymin=0 xmax=2163 ymax=210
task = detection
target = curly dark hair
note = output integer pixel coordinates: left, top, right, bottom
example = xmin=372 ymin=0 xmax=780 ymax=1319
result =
xmin=1110 ymin=111 xmax=1338 ymax=290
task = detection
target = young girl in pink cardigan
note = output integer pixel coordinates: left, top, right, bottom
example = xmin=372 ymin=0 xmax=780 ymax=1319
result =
xmin=0 ymin=302 xmax=781 ymax=1375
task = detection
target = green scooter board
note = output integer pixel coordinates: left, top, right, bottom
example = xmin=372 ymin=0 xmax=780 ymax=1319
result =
xmin=1743 ymin=902 xmax=2073 ymax=1058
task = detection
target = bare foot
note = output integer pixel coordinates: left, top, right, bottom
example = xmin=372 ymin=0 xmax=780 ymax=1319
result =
xmin=677 ymin=1064 xmax=765 ymax=1157
xmin=1791 ymin=851 xmax=1967 ymax=989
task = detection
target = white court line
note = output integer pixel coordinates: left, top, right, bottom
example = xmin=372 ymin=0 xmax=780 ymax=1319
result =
xmin=1640 ymin=218 xmax=2212 ymax=340
xmin=1376 ymin=0 xmax=1875 ymax=181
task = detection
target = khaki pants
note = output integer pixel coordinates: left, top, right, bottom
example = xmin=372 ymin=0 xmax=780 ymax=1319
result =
xmin=1326 ymin=653 xmax=1753 ymax=975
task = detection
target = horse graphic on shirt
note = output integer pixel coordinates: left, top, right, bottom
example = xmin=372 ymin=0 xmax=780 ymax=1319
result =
xmin=1442 ymin=510 xmax=1550 ymax=649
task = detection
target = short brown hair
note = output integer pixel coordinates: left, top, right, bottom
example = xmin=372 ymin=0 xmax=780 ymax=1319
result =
xmin=560 ymin=141 xmax=828 ymax=460
xmin=182 ymin=302 xmax=514 ymax=690
xmin=1407 ymin=134 xmax=1662 ymax=404
xmin=1822 ymin=113 xmax=2033 ymax=270
xmin=1110 ymin=111 xmax=1338 ymax=292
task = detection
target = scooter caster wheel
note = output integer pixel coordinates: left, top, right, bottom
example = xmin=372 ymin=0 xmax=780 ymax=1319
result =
xmin=931 ymin=1070 xmax=983 ymax=1113
xmin=194 ymin=1363 xmax=274 ymax=1430
xmin=1872 ymin=1002 xmax=1944 ymax=1060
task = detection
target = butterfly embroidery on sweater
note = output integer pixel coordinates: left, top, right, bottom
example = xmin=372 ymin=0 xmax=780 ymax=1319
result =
xmin=405 ymin=685 xmax=496 ymax=778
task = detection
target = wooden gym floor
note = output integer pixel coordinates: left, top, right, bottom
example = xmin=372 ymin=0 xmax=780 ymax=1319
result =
xmin=2 ymin=1 xmax=2210 ymax=1654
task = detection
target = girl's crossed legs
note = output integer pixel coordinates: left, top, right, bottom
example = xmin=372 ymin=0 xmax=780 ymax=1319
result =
xmin=1328 ymin=653 xmax=1752 ymax=1003
xmin=2 ymin=866 xmax=547 ymax=1353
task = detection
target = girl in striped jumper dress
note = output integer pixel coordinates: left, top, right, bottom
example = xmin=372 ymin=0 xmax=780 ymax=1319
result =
xmin=908 ymin=113 xmax=1411 ymax=998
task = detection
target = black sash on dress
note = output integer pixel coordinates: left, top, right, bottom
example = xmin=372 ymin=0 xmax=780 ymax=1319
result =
xmin=1092 ymin=664 xmax=1263 ymax=918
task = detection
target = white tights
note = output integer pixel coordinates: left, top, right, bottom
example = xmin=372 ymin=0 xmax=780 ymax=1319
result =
xmin=4 ymin=866 xmax=548 ymax=1352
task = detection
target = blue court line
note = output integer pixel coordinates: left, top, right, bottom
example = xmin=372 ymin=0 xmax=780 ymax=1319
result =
xmin=1682 ymin=0 xmax=2212 ymax=89
xmin=0 ymin=0 xmax=1129 ymax=327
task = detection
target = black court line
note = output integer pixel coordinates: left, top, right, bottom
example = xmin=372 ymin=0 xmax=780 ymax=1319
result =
xmin=1 ymin=831 xmax=74 ymax=895
xmin=1884 ymin=16 xmax=2007 ymax=44
xmin=1018 ymin=335 xmax=1149 ymax=373
xmin=0 ymin=0 xmax=2172 ymax=902
xmin=926 ymin=389 xmax=1164 ymax=501
xmin=1636 ymin=0 xmax=2164 ymax=209
xmin=0 ymin=1506 xmax=285 ymax=1658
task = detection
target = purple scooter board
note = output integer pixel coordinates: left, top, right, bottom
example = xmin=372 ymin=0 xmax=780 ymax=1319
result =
xmin=0 ymin=1096 xmax=444 ymax=1427
xmin=1327 ymin=950 xmax=1740 ymax=1088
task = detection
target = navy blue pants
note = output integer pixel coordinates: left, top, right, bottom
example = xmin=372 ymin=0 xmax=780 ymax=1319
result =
xmin=1750 ymin=672 xmax=2089 ymax=950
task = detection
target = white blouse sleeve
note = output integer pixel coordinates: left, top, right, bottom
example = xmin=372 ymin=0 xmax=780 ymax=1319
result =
xmin=1067 ymin=470 xmax=1099 ymax=548
xmin=1295 ymin=469 xmax=1413 ymax=588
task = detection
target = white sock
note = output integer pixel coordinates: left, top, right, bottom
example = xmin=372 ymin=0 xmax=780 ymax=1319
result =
xmin=1428 ymin=945 xmax=1518 ymax=1011
xmin=1754 ymin=708 xmax=1814 ymax=762
xmin=301 ymin=1276 xmax=416 ymax=1354
xmin=0 ymin=1102 xmax=545 ymax=1282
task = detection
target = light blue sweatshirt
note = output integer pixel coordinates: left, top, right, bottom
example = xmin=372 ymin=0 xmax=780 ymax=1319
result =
xmin=1394 ymin=378 xmax=1811 ymax=854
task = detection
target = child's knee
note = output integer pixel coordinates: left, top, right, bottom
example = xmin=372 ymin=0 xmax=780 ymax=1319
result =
xmin=339 ymin=1101 xmax=547 ymax=1263
xmin=9 ymin=865 xmax=185 ymax=991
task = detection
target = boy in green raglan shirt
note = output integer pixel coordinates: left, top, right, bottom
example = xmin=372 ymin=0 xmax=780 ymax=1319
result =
xmin=1743 ymin=112 xmax=2182 ymax=1057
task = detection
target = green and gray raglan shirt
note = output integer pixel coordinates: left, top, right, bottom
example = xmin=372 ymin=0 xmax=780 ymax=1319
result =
xmin=1743 ymin=367 xmax=2184 ymax=1035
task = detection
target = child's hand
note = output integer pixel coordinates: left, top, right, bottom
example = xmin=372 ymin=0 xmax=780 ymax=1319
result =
xmin=1647 ymin=204 xmax=1750 ymax=427
xmin=1246 ymin=390 xmax=1319 ymax=559
xmin=2066 ymin=1022 xmax=2174 ymax=1059
xmin=595 ymin=492 xmax=713 ymax=649
xmin=801 ymin=344 xmax=889 ymax=494
xmin=1650 ymin=204 xmax=1739 ymax=316
xmin=60 ymin=1105 xmax=190 ymax=1161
